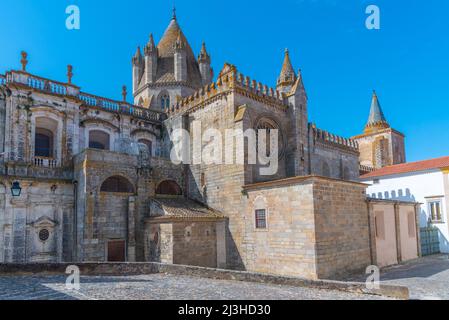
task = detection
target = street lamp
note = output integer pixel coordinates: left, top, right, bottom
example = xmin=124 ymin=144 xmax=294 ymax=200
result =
xmin=11 ymin=181 xmax=22 ymax=197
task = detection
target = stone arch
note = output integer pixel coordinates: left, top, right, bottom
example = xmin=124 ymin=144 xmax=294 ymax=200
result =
xmin=31 ymin=111 xmax=63 ymax=164
xmin=254 ymin=115 xmax=285 ymax=159
xmin=100 ymin=175 xmax=135 ymax=193
xmin=89 ymin=130 xmax=110 ymax=150
xmin=156 ymin=180 xmax=182 ymax=196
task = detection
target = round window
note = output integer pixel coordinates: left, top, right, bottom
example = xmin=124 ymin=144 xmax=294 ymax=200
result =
xmin=39 ymin=229 xmax=50 ymax=242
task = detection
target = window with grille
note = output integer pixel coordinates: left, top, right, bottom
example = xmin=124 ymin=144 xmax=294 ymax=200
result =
xmin=255 ymin=209 xmax=267 ymax=229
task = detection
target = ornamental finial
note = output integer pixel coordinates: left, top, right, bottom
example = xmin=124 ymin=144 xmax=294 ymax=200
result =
xmin=67 ymin=65 xmax=73 ymax=84
xmin=20 ymin=51 xmax=28 ymax=72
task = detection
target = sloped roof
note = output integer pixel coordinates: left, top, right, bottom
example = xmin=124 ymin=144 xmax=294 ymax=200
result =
xmin=366 ymin=91 xmax=389 ymax=129
xmin=148 ymin=197 xmax=226 ymax=221
xmin=155 ymin=17 xmax=203 ymax=88
xmin=361 ymin=156 xmax=449 ymax=179
xmin=277 ymin=49 xmax=296 ymax=86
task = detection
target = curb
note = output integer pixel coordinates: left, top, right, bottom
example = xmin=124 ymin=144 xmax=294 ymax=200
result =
xmin=0 ymin=262 xmax=409 ymax=300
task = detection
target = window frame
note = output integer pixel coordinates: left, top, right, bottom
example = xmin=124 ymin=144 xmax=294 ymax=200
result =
xmin=428 ymin=199 xmax=444 ymax=223
xmin=255 ymin=209 xmax=268 ymax=230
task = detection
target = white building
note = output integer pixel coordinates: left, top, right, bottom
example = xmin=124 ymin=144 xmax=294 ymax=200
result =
xmin=360 ymin=156 xmax=449 ymax=253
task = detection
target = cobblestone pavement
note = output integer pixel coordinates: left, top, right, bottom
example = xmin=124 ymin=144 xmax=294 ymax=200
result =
xmin=0 ymin=273 xmax=388 ymax=300
xmin=344 ymin=254 xmax=449 ymax=300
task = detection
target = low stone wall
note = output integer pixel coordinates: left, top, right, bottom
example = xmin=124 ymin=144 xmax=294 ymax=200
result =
xmin=0 ymin=262 xmax=409 ymax=299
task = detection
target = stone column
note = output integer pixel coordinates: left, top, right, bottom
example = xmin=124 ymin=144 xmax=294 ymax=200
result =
xmin=216 ymin=220 xmax=227 ymax=269
xmin=366 ymin=201 xmax=377 ymax=266
xmin=394 ymin=202 xmax=402 ymax=263
xmin=414 ymin=203 xmax=422 ymax=257
xmin=127 ymin=196 xmax=136 ymax=262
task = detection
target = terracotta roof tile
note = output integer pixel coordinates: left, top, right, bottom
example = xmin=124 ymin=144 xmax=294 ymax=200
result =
xmin=148 ymin=197 xmax=225 ymax=220
xmin=360 ymin=156 xmax=449 ymax=179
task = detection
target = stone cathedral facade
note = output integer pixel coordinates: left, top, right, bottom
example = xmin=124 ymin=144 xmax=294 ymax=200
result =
xmin=0 ymin=13 xmax=410 ymax=279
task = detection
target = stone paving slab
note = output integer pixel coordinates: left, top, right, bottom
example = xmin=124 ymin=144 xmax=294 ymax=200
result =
xmin=344 ymin=254 xmax=449 ymax=300
xmin=0 ymin=274 xmax=389 ymax=300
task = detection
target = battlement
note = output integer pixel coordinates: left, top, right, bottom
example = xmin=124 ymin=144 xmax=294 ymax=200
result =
xmin=310 ymin=124 xmax=359 ymax=152
xmin=166 ymin=63 xmax=288 ymax=116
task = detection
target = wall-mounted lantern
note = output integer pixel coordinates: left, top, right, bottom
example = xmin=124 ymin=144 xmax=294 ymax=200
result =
xmin=11 ymin=181 xmax=22 ymax=197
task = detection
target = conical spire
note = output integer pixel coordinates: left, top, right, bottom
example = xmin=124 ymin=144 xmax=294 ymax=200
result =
xmin=365 ymin=90 xmax=389 ymax=132
xmin=132 ymin=46 xmax=142 ymax=65
xmin=277 ymin=48 xmax=296 ymax=87
xmin=145 ymin=33 xmax=156 ymax=54
xmin=198 ymin=41 xmax=210 ymax=62
xmin=290 ymin=68 xmax=306 ymax=97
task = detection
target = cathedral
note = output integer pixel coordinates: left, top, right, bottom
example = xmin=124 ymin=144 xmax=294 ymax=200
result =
xmin=0 ymin=12 xmax=415 ymax=279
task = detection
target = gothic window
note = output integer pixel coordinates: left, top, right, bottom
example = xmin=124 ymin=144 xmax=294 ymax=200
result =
xmin=156 ymin=180 xmax=182 ymax=195
xmin=160 ymin=94 xmax=170 ymax=110
xmin=100 ymin=176 xmax=135 ymax=193
xmin=138 ymin=139 xmax=153 ymax=155
xmin=35 ymin=128 xmax=54 ymax=158
xmin=89 ymin=130 xmax=110 ymax=150
xmin=255 ymin=118 xmax=283 ymax=157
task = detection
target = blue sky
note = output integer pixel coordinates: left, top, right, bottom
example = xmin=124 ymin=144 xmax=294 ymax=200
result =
xmin=0 ymin=0 xmax=448 ymax=162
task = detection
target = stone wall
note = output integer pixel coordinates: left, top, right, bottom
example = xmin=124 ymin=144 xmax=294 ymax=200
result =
xmin=312 ymin=179 xmax=371 ymax=279
xmin=0 ymin=179 xmax=74 ymax=263
xmin=172 ymin=221 xmax=218 ymax=268
xmin=73 ymin=149 xmax=145 ymax=262
xmin=243 ymin=176 xmax=372 ymax=280
xmin=353 ymin=128 xmax=406 ymax=169
xmin=145 ymin=221 xmax=220 ymax=268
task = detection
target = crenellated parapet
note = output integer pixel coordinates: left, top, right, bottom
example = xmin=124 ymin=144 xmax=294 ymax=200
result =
xmin=310 ymin=124 xmax=359 ymax=152
xmin=166 ymin=63 xmax=288 ymax=116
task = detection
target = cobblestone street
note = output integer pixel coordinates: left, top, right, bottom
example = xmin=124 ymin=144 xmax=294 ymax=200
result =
xmin=0 ymin=273 xmax=387 ymax=300
xmin=344 ymin=254 xmax=449 ymax=300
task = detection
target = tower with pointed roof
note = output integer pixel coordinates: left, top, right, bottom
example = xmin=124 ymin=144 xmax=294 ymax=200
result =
xmin=132 ymin=10 xmax=207 ymax=110
xmin=198 ymin=42 xmax=213 ymax=85
xmin=277 ymin=49 xmax=297 ymax=94
xmin=352 ymin=91 xmax=406 ymax=172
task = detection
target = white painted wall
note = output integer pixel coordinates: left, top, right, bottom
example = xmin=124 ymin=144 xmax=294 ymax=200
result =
xmin=362 ymin=169 xmax=449 ymax=253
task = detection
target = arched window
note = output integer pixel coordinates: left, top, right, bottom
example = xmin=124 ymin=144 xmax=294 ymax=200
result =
xmin=156 ymin=180 xmax=182 ymax=195
xmin=100 ymin=176 xmax=134 ymax=193
xmin=160 ymin=94 xmax=170 ymax=110
xmin=35 ymin=117 xmax=58 ymax=159
xmin=35 ymin=128 xmax=54 ymax=158
xmin=89 ymin=130 xmax=110 ymax=150
xmin=255 ymin=118 xmax=284 ymax=157
xmin=138 ymin=139 xmax=153 ymax=155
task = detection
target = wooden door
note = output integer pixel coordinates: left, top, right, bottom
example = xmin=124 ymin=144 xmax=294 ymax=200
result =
xmin=107 ymin=240 xmax=126 ymax=262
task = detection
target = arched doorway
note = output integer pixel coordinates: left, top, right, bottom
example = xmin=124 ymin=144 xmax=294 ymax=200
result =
xmin=99 ymin=175 xmax=135 ymax=262
xmin=156 ymin=180 xmax=182 ymax=196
